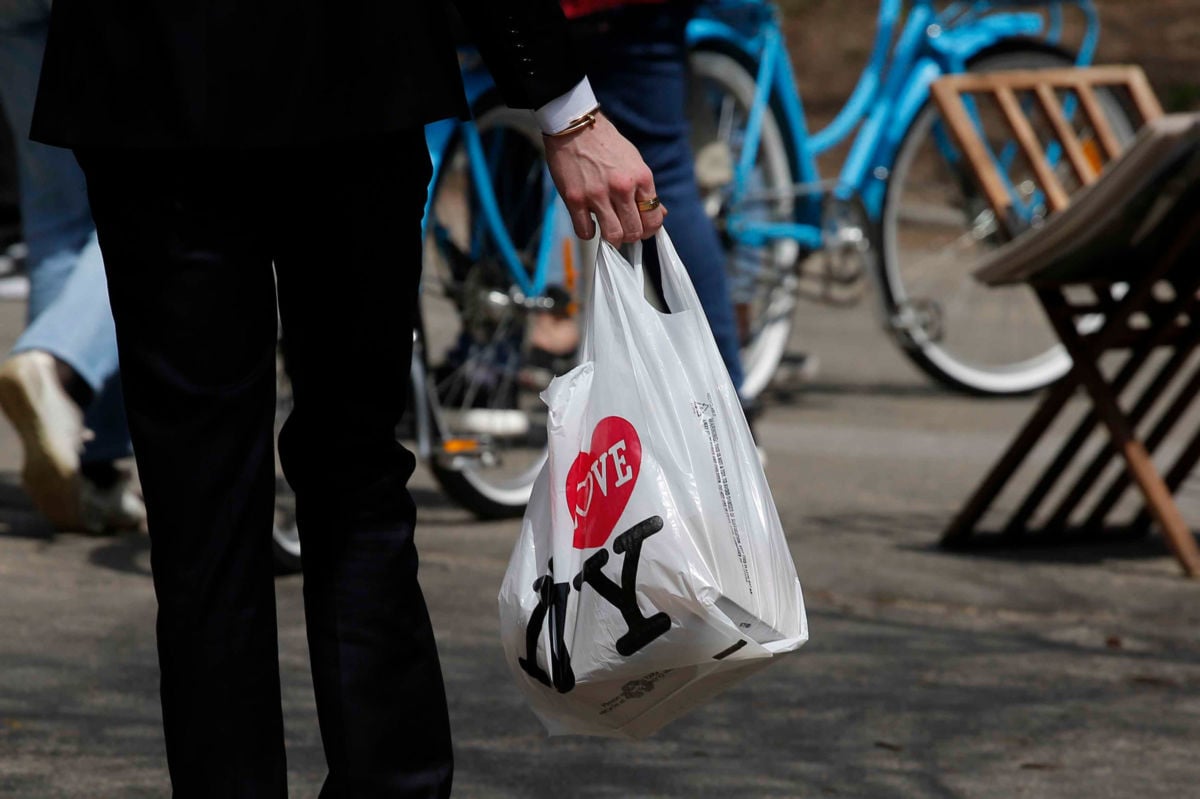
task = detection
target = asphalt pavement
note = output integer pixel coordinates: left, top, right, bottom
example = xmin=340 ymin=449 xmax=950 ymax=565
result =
xmin=2 ymin=287 xmax=1199 ymax=799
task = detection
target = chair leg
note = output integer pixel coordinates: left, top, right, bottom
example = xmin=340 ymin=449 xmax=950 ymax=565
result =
xmin=1083 ymin=352 xmax=1200 ymax=530
xmin=1132 ymin=425 xmax=1200 ymax=537
xmin=941 ymin=378 xmax=1076 ymax=545
xmin=1038 ymin=280 xmax=1200 ymax=576
xmin=1116 ymin=438 xmax=1200 ymax=577
xmin=1064 ymin=342 xmax=1200 ymax=577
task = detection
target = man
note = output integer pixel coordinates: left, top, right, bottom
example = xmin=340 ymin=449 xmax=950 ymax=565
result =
xmin=29 ymin=1 xmax=664 ymax=796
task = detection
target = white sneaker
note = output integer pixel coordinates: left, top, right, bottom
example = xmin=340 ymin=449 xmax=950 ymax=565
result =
xmin=80 ymin=466 xmax=147 ymax=534
xmin=0 ymin=351 xmax=88 ymax=529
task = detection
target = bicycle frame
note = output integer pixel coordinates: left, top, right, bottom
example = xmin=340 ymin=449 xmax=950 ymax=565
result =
xmin=688 ymin=0 xmax=1098 ymax=248
xmin=424 ymin=56 xmax=560 ymax=301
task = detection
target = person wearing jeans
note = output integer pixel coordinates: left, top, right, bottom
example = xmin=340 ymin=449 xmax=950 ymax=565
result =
xmin=0 ymin=0 xmax=142 ymax=533
xmin=564 ymin=0 xmax=747 ymax=393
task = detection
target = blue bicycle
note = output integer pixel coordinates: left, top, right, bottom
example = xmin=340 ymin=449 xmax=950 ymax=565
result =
xmin=687 ymin=0 xmax=1135 ymax=397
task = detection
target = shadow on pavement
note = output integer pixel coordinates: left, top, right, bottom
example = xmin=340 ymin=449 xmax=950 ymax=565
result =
xmin=87 ymin=533 xmax=152 ymax=577
xmin=0 ymin=471 xmax=54 ymax=540
xmin=797 ymin=508 xmax=1188 ymax=568
xmin=939 ymin=526 xmax=1196 ymax=568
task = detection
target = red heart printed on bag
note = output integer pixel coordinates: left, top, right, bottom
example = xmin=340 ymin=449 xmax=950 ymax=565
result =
xmin=566 ymin=416 xmax=642 ymax=549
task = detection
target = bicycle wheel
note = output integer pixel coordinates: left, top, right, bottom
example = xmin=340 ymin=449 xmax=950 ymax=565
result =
xmin=421 ymin=100 xmax=571 ymax=518
xmin=689 ymin=48 xmax=799 ymax=399
xmin=879 ymin=46 xmax=1137 ymax=395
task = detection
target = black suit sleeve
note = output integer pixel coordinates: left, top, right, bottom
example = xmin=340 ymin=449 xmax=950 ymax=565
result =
xmin=450 ymin=0 xmax=586 ymax=110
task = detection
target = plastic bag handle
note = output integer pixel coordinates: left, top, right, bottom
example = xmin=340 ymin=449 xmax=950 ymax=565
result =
xmin=657 ymin=231 xmax=703 ymax=315
xmin=626 ymin=239 xmax=647 ymax=288
xmin=626 ymin=231 xmax=706 ymax=316
xmin=584 ymin=230 xmax=712 ymax=361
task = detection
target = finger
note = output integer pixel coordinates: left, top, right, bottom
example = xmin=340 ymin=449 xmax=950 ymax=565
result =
xmin=592 ymin=200 xmax=625 ymax=246
xmin=637 ymin=196 xmax=666 ymax=237
xmin=568 ymin=205 xmax=595 ymax=240
xmin=638 ymin=195 xmax=666 ymax=236
xmin=615 ymin=186 xmax=644 ymax=245
xmin=633 ymin=174 xmax=661 ymax=239
xmin=639 ymin=206 xmax=666 ymax=238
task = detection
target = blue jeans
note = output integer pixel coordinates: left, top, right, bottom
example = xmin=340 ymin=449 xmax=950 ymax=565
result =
xmin=574 ymin=1 xmax=746 ymax=392
xmin=0 ymin=0 xmax=131 ymax=462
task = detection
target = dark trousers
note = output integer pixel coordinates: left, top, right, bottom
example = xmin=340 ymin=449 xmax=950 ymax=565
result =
xmin=76 ymin=132 xmax=453 ymax=798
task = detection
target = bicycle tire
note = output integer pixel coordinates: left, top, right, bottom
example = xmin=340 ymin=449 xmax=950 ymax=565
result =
xmin=878 ymin=45 xmax=1137 ymax=395
xmin=689 ymin=48 xmax=800 ymax=400
xmin=421 ymin=99 xmax=568 ymax=519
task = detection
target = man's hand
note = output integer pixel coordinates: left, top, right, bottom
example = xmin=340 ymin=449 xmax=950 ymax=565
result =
xmin=544 ymin=112 xmax=666 ymax=244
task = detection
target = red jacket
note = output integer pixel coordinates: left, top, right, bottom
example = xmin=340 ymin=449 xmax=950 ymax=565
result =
xmin=561 ymin=0 xmax=669 ymax=19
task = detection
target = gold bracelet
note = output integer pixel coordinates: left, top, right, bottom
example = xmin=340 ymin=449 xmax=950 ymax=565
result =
xmin=544 ymin=105 xmax=601 ymax=138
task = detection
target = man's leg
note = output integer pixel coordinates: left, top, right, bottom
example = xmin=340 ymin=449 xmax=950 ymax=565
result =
xmin=271 ymin=131 xmax=453 ymax=798
xmin=77 ymin=148 xmax=287 ymax=798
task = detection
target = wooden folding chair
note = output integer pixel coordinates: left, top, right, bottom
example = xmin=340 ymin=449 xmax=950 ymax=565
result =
xmin=928 ymin=65 xmax=1200 ymax=577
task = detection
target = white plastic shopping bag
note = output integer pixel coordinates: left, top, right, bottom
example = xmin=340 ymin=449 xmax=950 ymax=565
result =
xmin=498 ymin=231 xmax=808 ymax=738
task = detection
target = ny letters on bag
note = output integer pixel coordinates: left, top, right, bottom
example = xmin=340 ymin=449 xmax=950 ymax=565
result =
xmin=518 ymin=516 xmax=671 ymax=694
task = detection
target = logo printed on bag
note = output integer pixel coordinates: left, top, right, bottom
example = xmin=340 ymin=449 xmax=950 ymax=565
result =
xmin=595 ymin=671 xmax=672 ymax=716
xmin=620 ymin=676 xmax=658 ymax=699
xmin=566 ymin=416 xmax=641 ymax=549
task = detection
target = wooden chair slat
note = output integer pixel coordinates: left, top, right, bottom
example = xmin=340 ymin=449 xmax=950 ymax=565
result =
xmin=994 ymin=85 xmax=1070 ymax=212
xmin=1127 ymin=68 xmax=1165 ymax=124
xmin=1076 ymin=83 xmax=1124 ymax=161
xmin=1033 ymin=84 xmax=1099 ymax=186
xmin=928 ymin=82 xmax=1014 ymax=220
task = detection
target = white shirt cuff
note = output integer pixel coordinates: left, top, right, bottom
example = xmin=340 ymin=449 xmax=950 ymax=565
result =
xmin=533 ymin=78 xmax=599 ymax=135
